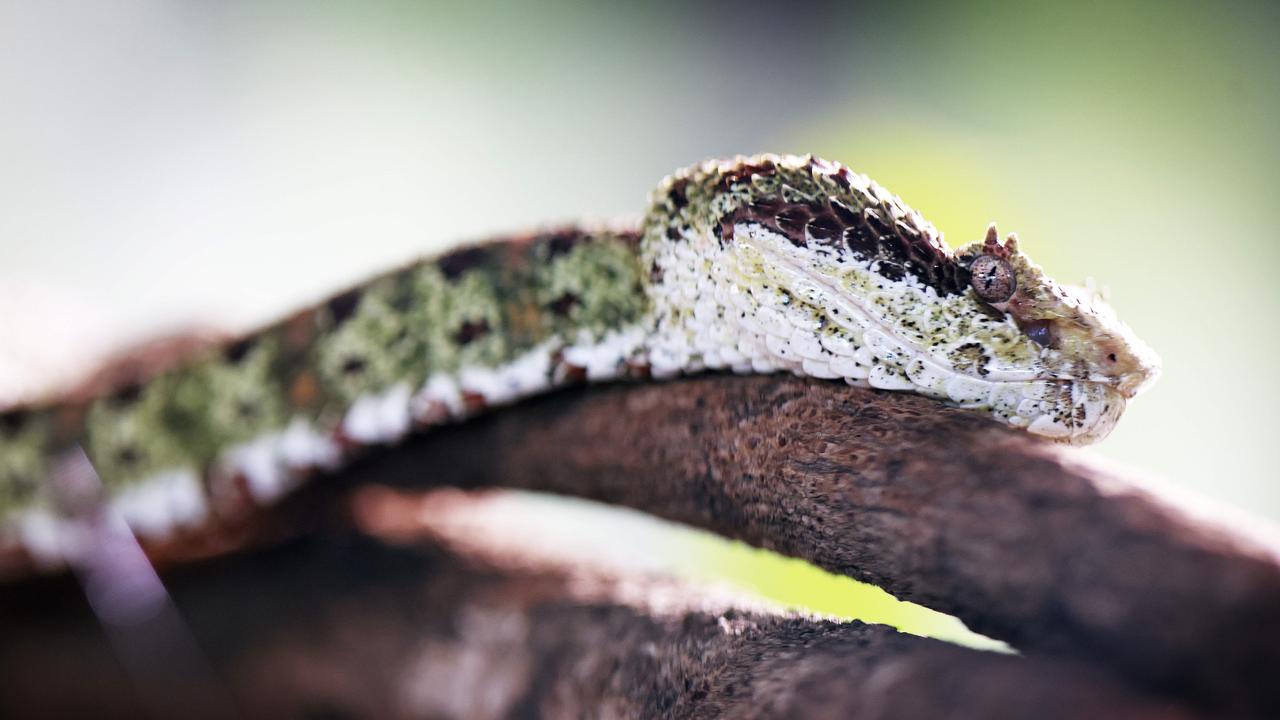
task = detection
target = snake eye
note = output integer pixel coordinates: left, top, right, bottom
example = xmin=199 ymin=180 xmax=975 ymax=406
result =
xmin=969 ymin=255 xmax=1016 ymax=304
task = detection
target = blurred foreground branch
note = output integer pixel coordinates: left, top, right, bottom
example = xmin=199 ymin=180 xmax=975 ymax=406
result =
xmin=1 ymin=532 xmax=1194 ymax=719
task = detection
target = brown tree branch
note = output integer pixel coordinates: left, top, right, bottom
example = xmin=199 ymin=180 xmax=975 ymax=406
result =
xmin=0 ymin=531 xmax=1197 ymax=719
xmin=322 ymin=375 xmax=1280 ymax=716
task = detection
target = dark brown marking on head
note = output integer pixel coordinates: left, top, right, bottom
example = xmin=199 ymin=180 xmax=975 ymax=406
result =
xmin=875 ymin=260 xmax=906 ymax=282
xmin=439 ymin=246 xmax=489 ymax=280
xmin=807 ymin=212 xmax=840 ymax=241
xmin=548 ymin=292 xmax=580 ymax=317
xmin=938 ymin=259 xmax=970 ymax=295
xmin=842 ymin=221 xmax=878 ymax=256
xmin=715 ymin=158 xmax=779 ymax=193
xmin=880 ymin=232 xmax=908 ymax=260
xmin=327 ymin=290 xmax=362 ymax=327
xmin=862 ymin=208 xmax=891 ymax=236
xmin=748 ymin=198 xmax=781 ymax=217
xmin=830 ymin=198 xmax=858 ymax=226
xmin=775 ymin=206 xmax=810 ymax=246
xmin=453 ymin=319 xmax=491 ymax=345
xmin=717 ymin=189 xmax=964 ymax=295
xmin=969 ymin=255 xmax=1017 ymax=304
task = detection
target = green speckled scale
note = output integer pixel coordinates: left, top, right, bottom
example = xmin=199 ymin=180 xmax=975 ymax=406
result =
xmin=0 ymin=154 xmax=1160 ymax=571
xmin=0 ymin=228 xmax=647 ymax=558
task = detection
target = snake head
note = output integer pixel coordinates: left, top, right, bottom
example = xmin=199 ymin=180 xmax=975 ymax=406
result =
xmin=644 ymin=155 xmax=1159 ymax=444
xmin=955 ymin=223 xmax=1161 ymax=402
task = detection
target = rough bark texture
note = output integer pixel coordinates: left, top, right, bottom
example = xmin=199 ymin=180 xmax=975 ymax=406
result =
xmin=0 ymin=533 xmax=1197 ymax=720
xmin=5 ymin=375 xmax=1279 ymax=718
xmin=327 ymin=375 xmax=1280 ymax=716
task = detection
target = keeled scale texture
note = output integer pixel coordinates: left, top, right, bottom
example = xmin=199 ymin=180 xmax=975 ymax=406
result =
xmin=0 ymin=228 xmax=648 ymax=557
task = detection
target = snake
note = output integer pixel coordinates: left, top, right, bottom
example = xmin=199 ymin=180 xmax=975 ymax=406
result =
xmin=0 ymin=154 xmax=1160 ymax=571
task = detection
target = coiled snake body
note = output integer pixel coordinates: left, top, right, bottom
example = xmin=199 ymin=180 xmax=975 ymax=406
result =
xmin=0 ymin=154 xmax=1160 ymax=569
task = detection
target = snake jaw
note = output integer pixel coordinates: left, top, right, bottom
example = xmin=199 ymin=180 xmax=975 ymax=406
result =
xmin=1067 ymin=381 xmax=1127 ymax=444
xmin=1014 ymin=380 xmax=1126 ymax=444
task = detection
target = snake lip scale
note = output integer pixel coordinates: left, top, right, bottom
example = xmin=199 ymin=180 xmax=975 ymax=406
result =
xmin=0 ymin=153 xmax=1160 ymax=572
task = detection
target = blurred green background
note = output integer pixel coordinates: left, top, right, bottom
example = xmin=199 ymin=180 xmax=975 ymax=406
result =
xmin=1 ymin=1 xmax=1277 ymax=644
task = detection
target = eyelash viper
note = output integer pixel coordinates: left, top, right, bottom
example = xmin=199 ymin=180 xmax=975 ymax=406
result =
xmin=0 ymin=153 xmax=1160 ymax=570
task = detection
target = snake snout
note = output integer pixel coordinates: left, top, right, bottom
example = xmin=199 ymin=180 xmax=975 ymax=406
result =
xmin=1112 ymin=340 xmax=1161 ymax=399
xmin=1118 ymin=364 xmax=1159 ymax=399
